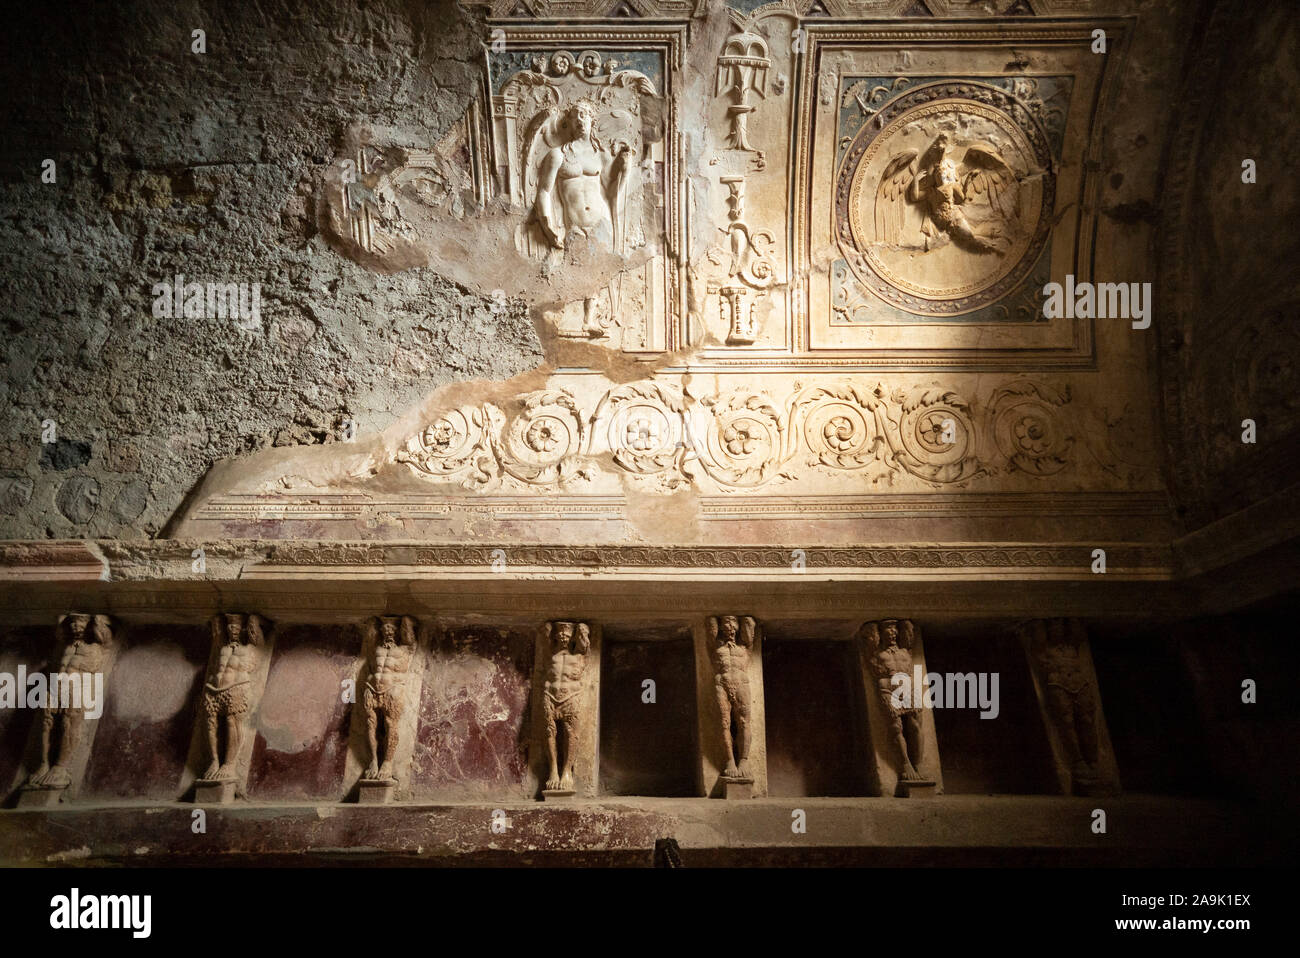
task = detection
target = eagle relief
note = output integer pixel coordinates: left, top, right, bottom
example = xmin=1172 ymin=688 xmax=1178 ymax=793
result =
xmin=835 ymin=79 xmax=1056 ymax=316
xmin=876 ymin=133 xmax=1021 ymax=256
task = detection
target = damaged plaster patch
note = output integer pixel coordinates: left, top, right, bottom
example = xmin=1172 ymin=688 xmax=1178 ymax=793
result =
xmin=47 ymin=846 xmax=93 ymax=862
xmin=256 ymin=648 xmax=345 ymax=753
xmin=107 ymin=643 xmax=197 ymax=722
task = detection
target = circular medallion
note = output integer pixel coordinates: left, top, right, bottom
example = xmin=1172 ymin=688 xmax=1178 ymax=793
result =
xmin=835 ymin=81 xmax=1055 ymax=316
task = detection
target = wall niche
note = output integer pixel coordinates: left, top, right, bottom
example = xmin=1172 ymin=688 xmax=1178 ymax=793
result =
xmin=924 ymin=621 xmax=1056 ymax=795
xmin=598 ymin=623 xmax=698 ymax=797
xmin=763 ymin=624 xmax=874 ymax=798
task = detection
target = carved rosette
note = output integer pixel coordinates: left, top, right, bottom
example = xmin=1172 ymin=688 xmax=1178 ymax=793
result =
xmin=492 ymin=389 xmax=586 ymax=485
xmin=593 ymin=381 xmax=688 ymax=476
xmin=700 ymin=392 xmax=784 ymax=487
xmin=988 ymin=381 xmax=1074 ymax=476
xmin=893 ymin=387 xmax=982 ymax=483
xmin=399 ymin=408 xmax=493 ymax=487
xmin=794 ymin=383 xmax=890 ymax=470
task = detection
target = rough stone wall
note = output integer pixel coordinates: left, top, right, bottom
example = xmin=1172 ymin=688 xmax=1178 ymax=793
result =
xmin=0 ymin=0 xmax=541 ymax=540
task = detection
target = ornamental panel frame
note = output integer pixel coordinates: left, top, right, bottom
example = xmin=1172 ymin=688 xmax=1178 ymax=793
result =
xmin=481 ymin=21 xmax=690 ymax=354
xmin=789 ymin=19 xmax=1131 ymax=371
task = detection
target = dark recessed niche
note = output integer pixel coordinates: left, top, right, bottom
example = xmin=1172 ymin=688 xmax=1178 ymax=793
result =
xmin=1090 ymin=621 xmax=1214 ymax=798
xmin=763 ymin=637 xmax=873 ymax=798
xmin=599 ymin=627 xmax=697 ymax=797
xmin=924 ymin=623 xmax=1057 ymax=795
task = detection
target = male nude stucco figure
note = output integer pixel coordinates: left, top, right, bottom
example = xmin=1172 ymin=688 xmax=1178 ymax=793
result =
xmin=200 ymin=613 xmax=267 ymax=782
xmin=28 ymin=613 xmax=112 ymax=788
xmin=361 ymin=615 xmax=417 ymax=782
xmin=531 ymin=101 xmax=633 ymax=336
xmin=861 ymin=618 xmax=927 ymax=783
xmin=542 ymin=620 xmax=590 ymax=791
xmin=1032 ymin=617 xmax=1101 ymax=788
xmin=533 ymin=101 xmax=632 ymax=254
xmin=708 ymin=615 xmax=755 ymax=780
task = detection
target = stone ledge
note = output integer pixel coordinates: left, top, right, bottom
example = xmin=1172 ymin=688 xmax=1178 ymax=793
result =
xmin=0 ymin=539 xmax=1173 ymax=579
xmin=0 ymin=526 xmax=1292 ymax=619
xmin=0 ymin=576 xmax=1186 ymax=623
xmin=0 ymin=796 xmax=1283 ymax=867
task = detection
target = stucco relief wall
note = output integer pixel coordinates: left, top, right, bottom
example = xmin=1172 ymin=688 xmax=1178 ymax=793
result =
xmin=0 ymin=0 xmax=1227 ymax=546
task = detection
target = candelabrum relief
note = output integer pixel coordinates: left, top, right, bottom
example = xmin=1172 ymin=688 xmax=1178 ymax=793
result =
xmin=17 ymin=614 xmax=115 ymax=804
xmin=187 ymin=613 xmax=272 ymax=802
xmin=704 ymin=176 xmax=777 ymax=346
xmin=535 ymin=620 xmax=594 ymax=797
xmin=715 ymin=31 xmax=770 ymax=157
xmin=690 ymin=11 xmax=798 ymax=354
xmin=856 ymin=618 xmax=942 ymax=796
xmin=1021 ymin=618 xmax=1121 ymax=797
xmin=707 ymin=615 xmax=755 ymax=784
